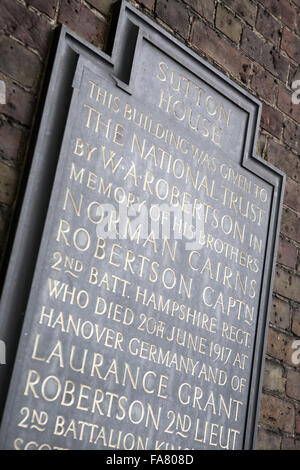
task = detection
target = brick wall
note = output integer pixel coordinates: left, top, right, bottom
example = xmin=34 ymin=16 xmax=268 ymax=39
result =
xmin=0 ymin=0 xmax=299 ymax=450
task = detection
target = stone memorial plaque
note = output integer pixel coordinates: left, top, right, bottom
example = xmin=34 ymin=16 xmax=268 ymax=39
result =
xmin=0 ymin=1 xmax=285 ymax=450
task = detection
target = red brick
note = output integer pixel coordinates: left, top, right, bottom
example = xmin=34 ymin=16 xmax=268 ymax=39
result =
xmin=277 ymin=84 xmax=300 ymax=125
xmin=277 ymin=236 xmax=297 ymax=269
xmin=286 ymin=369 xmax=300 ymax=401
xmin=288 ymin=64 xmax=300 ymax=89
xmin=28 ymin=0 xmax=57 ymax=19
xmin=292 ymin=308 xmax=300 ymax=336
xmin=261 ymin=103 xmax=284 ymax=138
xmin=0 ymin=35 xmax=42 ymax=90
xmin=266 ymin=139 xmax=300 ymax=184
xmin=0 ymin=0 xmax=52 ymax=57
xmin=224 ymin=0 xmax=257 ymax=26
xmin=296 ymin=408 xmax=300 ymax=434
xmin=58 ymin=0 xmax=108 ymax=48
xmin=284 ymin=178 xmax=300 ymax=213
xmin=283 ymin=118 xmax=300 ymax=153
xmin=281 ymin=28 xmax=300 ymax=64
xmin=183 ymin=0 xmax=215 ymax=23
xmin=256 ymin=6 xmax=281 ymax=47
xmin=215 ymin=4 xmax=242 ymax=43
xmin=0 ymin=120 xmax=24 ymax=166
xmin=273 ymin=267 xmax=300 ymax=303
xmin=259 ymin=393 xmax=294 ymax=433
xmin=190 ymin=18 xmax=252 ymax=83
xmin=269 ymin=296 xmax=291 ymax=330
xmin=256 ymin=427 xmax=281 ymax=450
xmin=259 ymin=0 xmax=297 ymax=29
xmin=263 ymin=358 xmax=285 ymax=393
xmin=156 ymin=0 xmax=190 ymax=40
xmin=280 ymin=207 xmax=300 ymax=242
xmin=241 ymin=26 xmax=262 ymax=61
xmin=256 ymin=132 xmax=267 ymax=157
xmin=296 ymin=14 xmax=300 ymax=37
xmin=251 ymin=65 xmax=278 ymax=104
xmin=267 ymin=326 xmax=296 ymax=365
xmin=241 ymin=27 xmax=289 ymax=81
xmin=0 ymin=73 xmax=36 ymax=127
xmin=281 ymin=438 xmax=300 ymax=450
xmin=136 ymin=0 xmax=156 ymax=11
xmin=0 ymin=162 xmax=19 ymax=205
xmin=0 ymin=202 xmax=12 ymax=266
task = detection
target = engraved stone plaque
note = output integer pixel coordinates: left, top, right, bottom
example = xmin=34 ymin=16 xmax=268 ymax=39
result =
xmin=0 ymin=1 xmax=285 ymax=450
